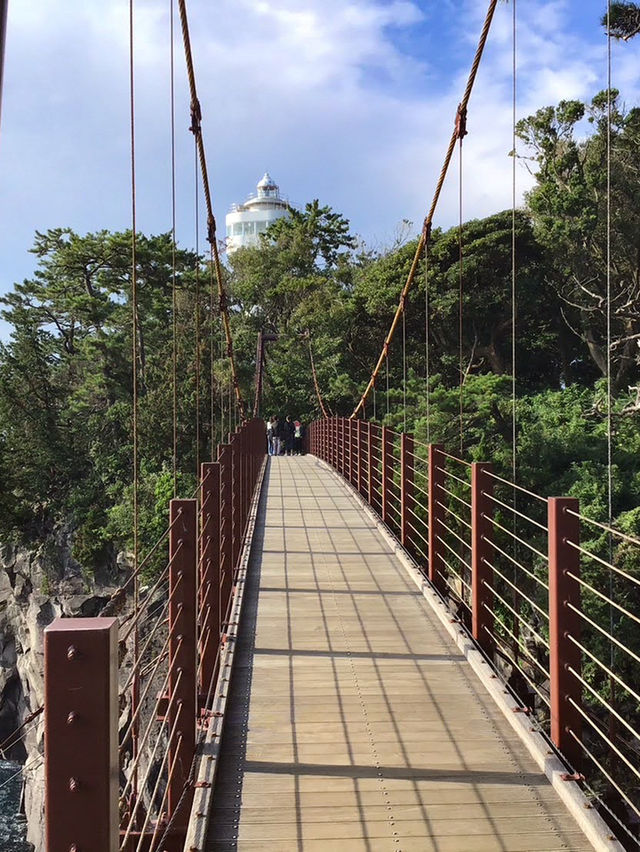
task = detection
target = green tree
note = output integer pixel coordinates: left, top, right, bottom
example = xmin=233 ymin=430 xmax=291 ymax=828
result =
xmin=603 ymin=2 xmax=640 ymax=39
xmin=517 ymin=92 xmax=640 ymax=391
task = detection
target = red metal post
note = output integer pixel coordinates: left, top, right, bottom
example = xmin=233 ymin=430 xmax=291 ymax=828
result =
xmin=345 ymin=419 xmax=349 ymax=480
xmin=357 ymin=420 xmax=365 ymax=497
xmin=366 ymin=422 xmax=373 ymax=507
xmin=168 ymin=498 xmax=197 ymax=828
xmin=346 ymin=419 xmax=353 ymax=484
xmin=548 ymin=497 xmax=582 ymax=768
xmin=428 ymin=444 xmax=446 ymax=594
xmin=200 ymin=462 xmax=220 ymax=700
xmin=471 ymin=463 xmax=494 ymax=655
xmin=231 ymin=435 xmax=242 ymax=571
xmin=370 ymin=425 xmax=381 ymax=515
xmin=218 ymin=443 xmax=233 ymax=629
xmin=341 ymin=418 xmax=347 ymax=477
xmin=45 ymin=617 xmax=118 ymax=852
xmin=400 ymin=433 xmax=414 ymax=551
xmin=381 ymin=427 xmax=392 ymax=525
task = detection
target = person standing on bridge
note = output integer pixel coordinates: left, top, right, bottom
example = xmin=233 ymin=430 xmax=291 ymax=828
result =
xmin=266 ymin=416 xmax=276 ymax=455
xmin=283 ymin=415 xmax=295 ymax=455
xmin=293 ymin=419 xmax=304 ymax=454
xmin=273 ymin=416 xmax=283 ymax=456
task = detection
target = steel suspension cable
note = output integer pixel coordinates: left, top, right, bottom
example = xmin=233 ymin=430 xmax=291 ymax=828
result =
xmin=606 ymin=0 xmax=616 ymax=723
xmin=209 ymin=256 xmax=216 ymax=457
xmin=176 ymin=0 xmax=247 ymax=421
xmin=386 ymin=356 xmax=390 ymax=417
xmin=351 ymin=0 xmax=498 ymax=418
xmin=402 ymin=309 xmax=407 ymax=431
xmin=170 ymin=0 xmax=178 ymax=497
xmin=194 ymin=137 xmax=201 ymax=476
xmin=424 ymin=240 xmax=431 ymax=443
xmin=458 ymin=134 xmax=464 ymax=455
xmin=307 ymin=332 xmax=331 ymax=418
xmin=511 ymin=0 xmax=520 ymax=663
xmin=511 ymin=0 xmax=518 ymax=487
xmin=128 ymin=0 xmax=141 ymax=805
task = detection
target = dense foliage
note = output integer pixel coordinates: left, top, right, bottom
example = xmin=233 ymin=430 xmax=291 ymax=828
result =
xmin=1 ymin=81 xmax=640 ymax=838
xmin=1 ymin=91 xmax=639 ymax=570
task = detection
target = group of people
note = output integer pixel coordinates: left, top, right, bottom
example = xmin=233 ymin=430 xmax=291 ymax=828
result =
xmin=266 ymin=415 xmax=305 ymax=456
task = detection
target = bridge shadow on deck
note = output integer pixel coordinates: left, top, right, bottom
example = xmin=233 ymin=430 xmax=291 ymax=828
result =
xmin=205 ymin=457 xmax=592 ymax=852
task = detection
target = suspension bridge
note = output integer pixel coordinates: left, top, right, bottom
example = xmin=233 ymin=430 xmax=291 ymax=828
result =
xmin=1 ymin=0 xmax=639 ymax=849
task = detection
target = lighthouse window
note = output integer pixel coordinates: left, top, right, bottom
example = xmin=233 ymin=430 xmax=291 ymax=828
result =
xmin=233 ymin=223 xmax=242 ymax=236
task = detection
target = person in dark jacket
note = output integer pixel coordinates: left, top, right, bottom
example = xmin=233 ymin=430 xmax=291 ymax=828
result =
xmin=274 ymin=415 xmax=284 ymax=455
xmin=283 ymin=415 xmax=295 ymax=455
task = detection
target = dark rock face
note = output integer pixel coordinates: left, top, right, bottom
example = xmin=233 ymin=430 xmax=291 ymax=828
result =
xmin=0 ymin=534 xmax=121 ymax=850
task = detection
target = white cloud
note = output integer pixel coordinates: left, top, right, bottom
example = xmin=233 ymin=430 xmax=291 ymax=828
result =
xmin=1 ymin=0 xmax=639 ymax=343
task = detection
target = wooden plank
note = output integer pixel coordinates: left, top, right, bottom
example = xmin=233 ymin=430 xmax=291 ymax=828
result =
xmin=204 ymin=457 xmax=595 ymax=852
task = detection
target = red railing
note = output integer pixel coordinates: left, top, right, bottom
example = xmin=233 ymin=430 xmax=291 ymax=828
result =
xmin=309 ymin=416 xmax=640 ymax=847
xmin=43 ymin=418 xmax=266 ymax=852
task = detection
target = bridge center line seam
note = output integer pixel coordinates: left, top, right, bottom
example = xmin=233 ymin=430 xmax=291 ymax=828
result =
xmin=307 ymin=462 xmax=406 ymax=850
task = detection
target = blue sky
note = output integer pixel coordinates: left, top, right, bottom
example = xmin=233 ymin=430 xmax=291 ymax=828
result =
xmin=1 ymin=0 xmax=639 ymax=340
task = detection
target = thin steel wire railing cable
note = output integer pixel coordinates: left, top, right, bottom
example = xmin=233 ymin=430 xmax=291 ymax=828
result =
xmin=481 ymin=579 xmax=549 ymax=648
xmin=566 ymin=569 xmax=640 ymax=628
xmin=565 ymin=538 xmax=640 ymax=590
xmin=176 ymin=0 xmax=246 ymax=421
xmin=484 ymin=604 xmax=550 ymax=678
xmin=351 ymin=0 xmax=498 ymax=419
xmin=484 ymin=468 xmax=547 ymax=502
xmin=567 ymin=603 xmax=640 ymax=667
xmin=484 ymin=621 xmax=551 ymax=708
xmin=120 ymin=576 xmax=183 ymax=695
xmin=485 ymin=616 xmax=551 ymax=693
xmin=436 ymin=499 xmax=471 ymax=530
xmin=569 ymin=697 xmax=640 ymax=787
xmin=119 ymin=697 xmax=183 ymax=848
xmin=97 ymin=509 xmax=179 ymax=617
xmin=436 ymin=515 xmax=472 ymax=551
xmin=567 ymin=633 xmax=640 ymax=706
xmin=133 ymin=736 xmax=182 ymax=852
xmin=0 ymin=754 xmax=44 ymax=794
xmin=565 ymin=508 xmax=640 ymax=550
xmin=118 ymin=550 xmax=176 ymax=643
xmin=482 ymin=534 xmax=548 ymax=590
xmin=118 ymin=629 xmax=179 ymax=753
xmin=436 ymin=467 xmax=470 ymax=488
xmin=482 ymin=490 xmax=547 ymax=532
xmin=567 ymin=665 xmax=640 ymax=750
xmin=484 ymin=514 xmax=547 ymax=562
xmin=139 ymin=644 xmax=169 ymax=680
xmin=119 ymin=659 xmax=183 ymax=803
xmin=145 ymin=745 xmax=183 ymax=852
xmin=437 ymin=483 xmax=471 ymax=510
xmin=567 ymin=729 xmax=640 ymax=831
xmin=0 ymin=708 xmax=44 ymax=758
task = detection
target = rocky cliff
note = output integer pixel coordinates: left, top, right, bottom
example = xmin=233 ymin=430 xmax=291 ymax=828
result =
xmin=0 ymin=534 xmax=121 ymax=850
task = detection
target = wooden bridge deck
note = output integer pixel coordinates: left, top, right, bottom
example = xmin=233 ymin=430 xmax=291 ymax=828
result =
xmin=205 ymin=456 xmax=593 ymax=852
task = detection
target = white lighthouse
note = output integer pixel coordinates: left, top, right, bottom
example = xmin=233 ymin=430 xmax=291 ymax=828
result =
xmin=225 ymin=172 xmax=290 ymax=254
